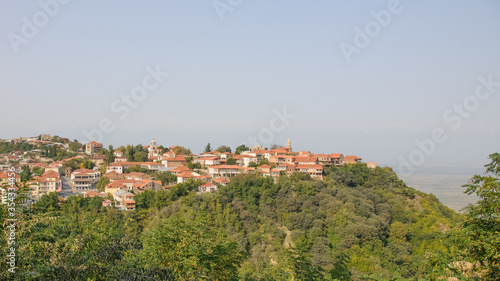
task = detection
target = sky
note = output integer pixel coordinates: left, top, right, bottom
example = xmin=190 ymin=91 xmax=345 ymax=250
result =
xmin=1 ymin=0 xmax=499 ymax=176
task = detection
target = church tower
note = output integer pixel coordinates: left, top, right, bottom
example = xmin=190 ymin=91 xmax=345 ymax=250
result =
xmin=286 ymin=139 xmax=292 ymax=152
xmin=149 ymin=138 xmax=158 ymax=158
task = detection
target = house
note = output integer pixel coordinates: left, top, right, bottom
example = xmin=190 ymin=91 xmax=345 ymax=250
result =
xmin=257 ymin=164 xmax=271 ymax=174
xmin=132 ymin=179 xmax=163 ymax=193
xmin=269 ymin=155 xmax=295 ymax=165
xmin=113 ymin=190 xmax=135 ymax=210
xmin=208 ymin=165 xmax=249 ymax=179
xmin=0 ymin=171 xmax=21 ymax=204
xmin=106 ymin=163 xmax=124 ymax=174
xmin=214 ymin=177 xmax=229 ymax=186
xmin=123 ymin=172 xmax=151 ymax=181
xmin=344 ymin=155 xmax=362 ymax=165
xmin=316 ymin=153 xmax=344 ymax=166
xmin=245 ymin=149 xmax=271 ymax=161
xmin=161 ymin=151 xmax=176 ymax=159
xmin=102 ymin=199 xmax=112 ymax=207
xmin=104 ymin=171 xmax=125 ymax=182
xmin=83 ymin=190 xmax=105 ymax=198
xmin=287 ymin=164 xmax=324 ymax=180
xmin=194 ymin=157 xmax=221 ymax=167
xmin=197 ymin=174 xmax=212 ymax=183
xmin=177 ymin=171 xmax=198 ymax=184
xmin=293 ymin=156 xmax=319 ymax=165
xmin=113 ymin=150 xmax=124 ymax=157
xmin=45 ymin=163 xmax=62 ymax=175
xmin=240 ymin=155 xmax=258 ymax=167
xmin=219 ymin=152 xmax=233 ymax=160
xmin=162 ymin=156 xmax=187 ymax=168
xmin=0 ymin=171 xmax=21 ymax=185
xmin=198 ymin=183 xmax=217 ymax=193
xmin=90 ymin=155 xmax=107 ymax=168
xmin=70 ymin=169 xmax=101 ymax=190
xmin=28 ymin=171 xmax=63 ymax=200
xmin=85 ymin=141 xmax=103 ymax=155
xmin=366 ymin=161 xmax=378 ymax=169
xmin=104 ymin=179 xmax=137 ymax=194
xmin=168 ymin=165 xmax=191 ymax=175
xmin=141 ymin=162 xmax=166 ymax=171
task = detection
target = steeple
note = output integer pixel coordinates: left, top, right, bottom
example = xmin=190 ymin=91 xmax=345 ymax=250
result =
xmin=286 ymin=139 xmax=291 ymax=151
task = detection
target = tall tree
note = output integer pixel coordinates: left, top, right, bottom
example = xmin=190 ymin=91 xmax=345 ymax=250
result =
xmin=204 ymin=143 xmax=212 ymax=153
xmin=458 ymin=152 xmax=500 ymax=279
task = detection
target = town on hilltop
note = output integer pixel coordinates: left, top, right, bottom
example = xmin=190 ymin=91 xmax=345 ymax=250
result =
xmin=0 ymin=134 xmax=377 ymax=211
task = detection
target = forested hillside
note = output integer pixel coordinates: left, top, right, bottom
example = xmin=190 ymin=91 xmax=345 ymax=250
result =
xmin=2 ymin=156 xmax=498 ymax=280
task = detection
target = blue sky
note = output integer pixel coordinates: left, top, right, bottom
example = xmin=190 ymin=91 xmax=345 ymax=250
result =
xmin=1 ymin=0 xmax=499 ymax=174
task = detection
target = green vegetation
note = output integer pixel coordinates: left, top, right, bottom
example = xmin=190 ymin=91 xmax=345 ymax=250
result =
xmin=2 ymin=153 xmax=498 ymax=280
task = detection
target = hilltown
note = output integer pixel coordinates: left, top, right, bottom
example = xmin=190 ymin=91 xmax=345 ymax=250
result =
xmin=0 ymin=135 xmax=377 ymax=211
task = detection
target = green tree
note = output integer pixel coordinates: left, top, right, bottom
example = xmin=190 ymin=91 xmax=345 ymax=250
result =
xmin=133 ymin=151 xmax=148 ymax=162
xmin=205 ymin=143 xmax=212 ymax=153
xmin=20 ymin=164 xmax=31 ymax=181
xmin=286 ymin=236 xmax=324 ymax=280
xmin=226 ymin=157 xmax=237 ymax=165
xmin=235 ymin=144 xmax=249 ymax=155
xmin=216 ymin=145 xmax=232 ymax=153
xmin=142 ymin=217 xmax=246 ymax=280
xmin=69 ymin=140 xmax=82 ymax=152
xmin=96 ymin=176 xmax=110 ymax=192
xmin=458 ymin=153 xmax=500 ymax=279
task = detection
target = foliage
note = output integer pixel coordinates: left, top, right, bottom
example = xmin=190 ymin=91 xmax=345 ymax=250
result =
xmin=235 ymin=144 xmax=249 ymax=155
xmin=226 ymin=157 xmax=237 ymax=165
xmin=142 ymin=217 xmax=246 ymax=280
xmin=172 ymin=146 xmax=192 ymax=156
xmin=0 ymin=156 xmax=470 ymax=280
xmin=96 ymin=176 xmax=110 ymax=192
xmin=205 ymin=142 xmax=212 ymax=153
xmin=442 ymin=153 xmax=500 ymax=279
xmin=216 ymin=145 xmax=232 ymax=153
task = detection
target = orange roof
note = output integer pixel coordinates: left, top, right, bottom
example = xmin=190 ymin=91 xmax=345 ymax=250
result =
xmin=169 ymin=166 xmax=192 ymax=173
xmin=0 ymin=172 xmax=20 ymax=179
xmin=344 ymin=155 xmax=361 ymax=160
xmin=294 ymin=156 xmax=318 ymax=163
xmin=164 ymin=156 xmax=187 ymax=162
xmin=294 ymin=164 xmax=323 ymax=169
xmin=209 ymin=165 xmax=244 ymax=170
xmin=214 ymin=177 xmax=229 ymax=183
xmin=177 ymin=171 xmax=195 ymax=178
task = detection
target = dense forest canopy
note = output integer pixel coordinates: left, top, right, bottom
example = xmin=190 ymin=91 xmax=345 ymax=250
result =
xmin=1 ymin=153 xmax=498 ymax=280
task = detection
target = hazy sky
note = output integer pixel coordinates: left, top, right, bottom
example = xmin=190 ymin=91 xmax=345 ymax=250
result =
xmin=1 ymin=1 xmax=499 ymax=175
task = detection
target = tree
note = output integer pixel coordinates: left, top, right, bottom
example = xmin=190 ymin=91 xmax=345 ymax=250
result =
xmin=286 ymin=236 xmax=324 ymax=280
xmin=216 ymin=145 xmax=231 ymax=153
xmin=20 ymin=164 xmax=31 ymax=181
xmin=96 ymin=176 xmax=110 ymax=192
xmin=133 ymin=151 xmax=148 ymax=162
xmin=172 ymin=146 xmax=192 ymax=156
xmin=105 ymin=144 xmax=115 ymax=164
xmin=235 ymin=144 xmax=249 ymax=155
xmin=226 ymin=157 xmax=237 ymax=165
xmin=142 ymin=217 xmax=246 ymax=280
xmin=204 ymin=143 xmax=212 ymax=153
xmin=81 ymin=159 xmax=95 ymax=170
xmin=270 ymin=144 xmax=281 ymax=150
xmin=69 ymin=140 xmax=82 ymax=152
xmin=458 ymin=153 xmax=500 ymax=279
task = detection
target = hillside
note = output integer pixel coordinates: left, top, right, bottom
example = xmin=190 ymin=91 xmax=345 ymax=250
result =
xmin=0 ymin=163 xmax=476 ymax=280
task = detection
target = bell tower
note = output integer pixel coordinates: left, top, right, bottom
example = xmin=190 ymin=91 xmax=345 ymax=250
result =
xmin=286 ymin=139 xmax=291 ymax=152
